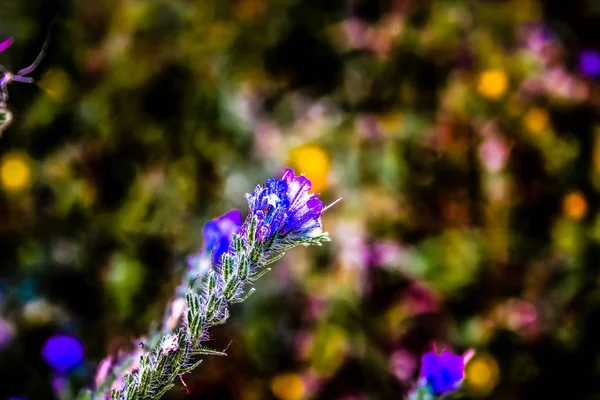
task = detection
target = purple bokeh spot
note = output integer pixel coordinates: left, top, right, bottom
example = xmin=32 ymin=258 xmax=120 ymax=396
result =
xmin=579 ymin=50 xmax=600 ymax=78
xmin=41 ymin=334 xmax=85 ymax=373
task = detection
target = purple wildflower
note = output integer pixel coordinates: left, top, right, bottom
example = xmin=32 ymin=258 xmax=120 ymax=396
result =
xmin=51 ymin=375 xmax=68 ymax=398
xmin=245 ymin=168 xmax=334 ymax=244
xmin=418 ymin=348 xmax=472 ymax=395
xmin=0 ymin=37 xmax=13 ymax=54
xmin=579 ymin=50 xmax=600 ymax=78
xmin=202 ymin=209 xmax=242 ymax=265
xmin=0 ymin=36 xmax=47 ymax=110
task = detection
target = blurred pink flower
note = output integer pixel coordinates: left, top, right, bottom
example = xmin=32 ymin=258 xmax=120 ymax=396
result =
xmin=368 ymin=240 xmax=402 ymax=267
xmin=404 ymin=283 xmax=439 ymax=314
xmin=479 ymin=134 xmax=509 ymax=173
xmin=357 ymin=114 xmax=381 ymax=139
xmin=523 ymin=25 xmax=554 ymax=56
xmin=304 ymin=295 xmax=328 ymax=320
xmin=254 ymin=122 xmax=283 ymax=158
xmin=389 ymin=349 xmax=417 ymax=382
xmin=295 ymin=331 xmax=314 ymax=360
xmin=110 ymin=345 xmax=144 ymax=392
xmin=343 ymin=18 xmax=369 ymax=49
xmin=544 ymin=67 xmax=589 ymax=101
xmin=164 ymin=297 xmax=187 ymax=331
xmin=94 ymin=355 xmax=113 ymax=387
xmin=302 ymin=370 xmax=325 ymax=397
xmin=336 ymin=219 xmax=370 ymax=294
xmin=496 ymin=298 xmax=538 ymax=332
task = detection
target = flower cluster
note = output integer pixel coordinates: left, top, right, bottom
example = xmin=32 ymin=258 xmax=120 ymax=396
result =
xmin=87 ymin=168 xmax=335 ymax=400
xmin=244 ymin=168 xmax=333 ymax=246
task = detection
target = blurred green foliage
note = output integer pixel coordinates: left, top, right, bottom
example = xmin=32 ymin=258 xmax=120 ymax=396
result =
xmin=0 ymin=0 xmax=599 ymax=399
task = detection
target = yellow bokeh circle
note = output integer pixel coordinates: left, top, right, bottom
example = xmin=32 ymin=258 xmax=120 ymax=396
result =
xmin=270 ymin=373 xmax=305 ymax=400
xmin=477 ymin=69 xmax=508 ymax=100
xmin=563 ymin=191 xmax=587 ymax=220
xmin=289 ymin=144 xmax=331 ymax=193
xmin=466 ymin=353 xmax=500 ymax=396
xmin=524 ymin=107 xmax=549 ymax=134
xmin=0 ymin=152 xmax=33 ymax=192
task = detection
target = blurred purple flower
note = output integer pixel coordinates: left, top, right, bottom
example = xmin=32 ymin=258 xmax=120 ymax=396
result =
xmin=418 ymin=348 xmax=472 ymax=395
xmin=522 ymin=24 xmax=556 ymax=63
xmin=201 ymin=209 xmax=242 ymax=266
xmin=524 ymin=25 xmax=553 ymax=49
xmin=368 ymin=240 xmax=402 ymax=267
xmin=0 ymin=37 xmax=13 ymax=54
xmin=51 ymin=375 xmax=68 ymax=398
xmin=0 ymin=317 xmax=14 ymax=349
xmin=41 ymin=334 xmax=85 ymax=373
xmin=579 ymin=50 xmax=600 ymax=78
xmin=479 ymin=134 xmax=509 ymax=173
xmin=245 ymin=168 xmax=333 ymax=243
xmin=405 ymin=283 xmax=439 ymax=315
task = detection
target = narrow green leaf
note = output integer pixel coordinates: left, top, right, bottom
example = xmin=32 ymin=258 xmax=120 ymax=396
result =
xmin=230 ymin=287 xmax=256 ymax=304
xmin=178 ymin=358 xmax=203 ymax=374
xmin=248 ymin=267 xmax=271 ymax=282
xmin=149 ymin=384 xmax=175 ymax=400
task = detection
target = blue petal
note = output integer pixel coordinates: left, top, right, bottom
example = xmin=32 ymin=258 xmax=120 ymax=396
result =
xmin=202 ymin=221 xmax=222 ymax=254
xmin=419 ymin=350 xmax=465 ymax=395
xmin=202 ymin=209 xmax=242 ymax=265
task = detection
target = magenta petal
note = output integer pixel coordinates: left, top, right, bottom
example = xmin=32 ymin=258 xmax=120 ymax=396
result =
xmin=307 ymin=197 xmax=323 ymax=212
xmin=221 ymin=209 xmax=243 ymax=227
xmin=282 ymin=168 xmax=296 ymax=182
xmin=0 ymin=37 xmax=13 ymax=54
xmin=295 ymin=175 xmax=312 ymax=193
